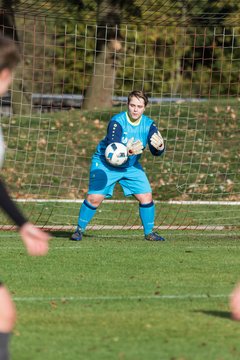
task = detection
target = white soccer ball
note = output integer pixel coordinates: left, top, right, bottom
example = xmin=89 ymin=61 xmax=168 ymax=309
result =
xmin=105 ymin=142 xmax=128 ymax=166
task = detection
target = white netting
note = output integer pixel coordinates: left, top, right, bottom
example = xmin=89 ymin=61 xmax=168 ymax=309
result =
xmin=0 ymin=10 xmax=239 ymax=230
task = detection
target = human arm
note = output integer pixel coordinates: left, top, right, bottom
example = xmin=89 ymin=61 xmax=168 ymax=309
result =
xmin=106 ymin=120 xmax=123 ymax=144
xmin=0 ymin=178 xmax=49 ymax=255
xmin=147 ymin=123 xmax=165 ymax=156
xmin=0 ymin=178 xmax=27 ymax=227
xmin=105 ymin=119 xmax=142 ymax=154
xmin=106 ymin=119 xmax=143 ymax=155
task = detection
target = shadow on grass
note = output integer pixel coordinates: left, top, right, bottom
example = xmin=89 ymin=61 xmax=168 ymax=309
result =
xmin=50 ymin=231 xmax=72 ymax=238
xmin=50 ymin=231 xmax=94 ymax=239
xmin=194 ymin=309 xmax=232 ymax=320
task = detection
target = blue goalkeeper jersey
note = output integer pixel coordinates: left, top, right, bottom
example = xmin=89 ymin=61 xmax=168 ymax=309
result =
xmin=95 ymin=111 xmax=164 ymax=168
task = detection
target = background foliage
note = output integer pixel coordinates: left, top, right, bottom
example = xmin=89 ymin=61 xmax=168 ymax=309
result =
xmin=1 ymin=0 xmax=240 ymax=98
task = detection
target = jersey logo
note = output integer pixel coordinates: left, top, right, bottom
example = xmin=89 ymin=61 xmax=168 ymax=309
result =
xmin=122 ymin=132 xmax=128 ymax=144
xmin=122 ymin=136 xmax=128 ymax=144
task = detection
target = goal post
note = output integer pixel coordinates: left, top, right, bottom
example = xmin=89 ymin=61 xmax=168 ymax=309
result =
xmin=0 ymin=13 xmax=239 ymax=231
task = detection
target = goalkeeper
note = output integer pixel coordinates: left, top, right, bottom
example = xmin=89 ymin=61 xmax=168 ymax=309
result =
xmin=72 ymin=90 xmax=165 ymax=242
xmin=0 ymin=35 xmax=49 ymax=360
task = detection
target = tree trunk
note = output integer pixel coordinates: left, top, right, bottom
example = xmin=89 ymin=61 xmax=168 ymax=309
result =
xmin=82 ymin=39 xmax=121 ymax=110
xmin=82 ymin=0 xmax=122 ymax=110
xmin=0 ymin=5 xmax=31 ymax=115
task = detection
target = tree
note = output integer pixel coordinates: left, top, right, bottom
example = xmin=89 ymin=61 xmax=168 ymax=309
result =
xmin=82 ymin=0 xmax=141 ymax=110
xmin=2 ymin=0 xmax=240 ymax=112
xmin=0 ymin=0 xmax=31 ymax=114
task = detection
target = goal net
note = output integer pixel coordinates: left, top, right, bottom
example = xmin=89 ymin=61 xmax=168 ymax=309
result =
xmin=0 ymin=5 xmax=239 ymax=231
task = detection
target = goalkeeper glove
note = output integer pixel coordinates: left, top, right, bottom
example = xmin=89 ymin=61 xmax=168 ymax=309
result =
xmin=127 ymin=137 xmax=144 ymax=155
xmin=150 ymin=131 xmax=164 ymax=151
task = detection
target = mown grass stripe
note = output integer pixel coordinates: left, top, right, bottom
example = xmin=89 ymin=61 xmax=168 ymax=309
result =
xmin=13 ymin=294 xmax=229 ymax=302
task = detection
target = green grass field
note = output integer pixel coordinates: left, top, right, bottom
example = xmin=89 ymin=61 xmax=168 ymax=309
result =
xmin=1 ymin=229 xmax=240 ymax=360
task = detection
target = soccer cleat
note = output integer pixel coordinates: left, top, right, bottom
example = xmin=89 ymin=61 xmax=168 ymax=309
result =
xmin=71 ymin=226 xmax=83 ymax=241
xmin=145 ymin=232 xmax=165 ymax=241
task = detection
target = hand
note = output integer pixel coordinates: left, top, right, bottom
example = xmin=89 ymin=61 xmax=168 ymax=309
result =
xmin=127 ymin=137 xmax=143 ymax=155
xmin=19 ymin=222 xmax=50 ymax=256
xmin=150 ymin=131 xmax=164 ymax=150
xmin=230 ymin=283 xmax=240 ymax=321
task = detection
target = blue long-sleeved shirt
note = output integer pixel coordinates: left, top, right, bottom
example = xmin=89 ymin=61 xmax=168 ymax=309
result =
xmin=95 ymin=111 xmax=165 ymax=168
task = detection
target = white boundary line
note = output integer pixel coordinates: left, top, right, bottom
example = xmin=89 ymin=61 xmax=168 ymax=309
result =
xmin=169 ymin=200 xmax=240 ymax=206
xmin=14 ymin=199 xmax=240 ymax=205
xmin=0 ymin=243 xmax=239 ymax=250
xmin=13 ymin=294 xmax=229 ymax=302
xmin=0 ymin=225 xmax=225 ymax=231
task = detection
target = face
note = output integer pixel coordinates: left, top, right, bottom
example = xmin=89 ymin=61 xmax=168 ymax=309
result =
xmin=0 ymin=69 xmax=13 ymax=97
xmin=128 ymin=96 xmax=146 ymax=121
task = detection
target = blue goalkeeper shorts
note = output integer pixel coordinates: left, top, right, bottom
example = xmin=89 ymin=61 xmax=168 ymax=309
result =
xmin=87 ymin=154 xmax=152 ymax=198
